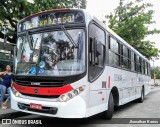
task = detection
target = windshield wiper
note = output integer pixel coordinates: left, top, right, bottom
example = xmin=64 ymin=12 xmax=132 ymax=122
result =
xmin=26 ymin=31 xmax=33 ymax=50
xmin=61 ymin=25 xmax=78 ymax=48
xmin=33 ymin=38 xmax=38 ymax=50
xmin=29 ymin=37 xmax=39 ymax=63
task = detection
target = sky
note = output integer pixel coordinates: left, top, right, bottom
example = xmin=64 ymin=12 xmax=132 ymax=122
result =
xmin=86 ymin=0 xmax=160 ymax=67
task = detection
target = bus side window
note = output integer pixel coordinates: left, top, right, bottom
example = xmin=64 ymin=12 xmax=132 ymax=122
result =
xmin=142 ymin=60 xmax=145 ymax=74
xmin=146 ymin=62 xmax=149 ymax=75
xmin=148 ymin=63 xmax=151 ymax=76
xmin=88 ymin=23 xmax=105 ymax=82
xmin=89 ymin=37 xmax=95 ymax=65
xmin=121 ymin=45 xmax=130 ymax=69
xmin=128 ymin=50 xmax=131 ymax=69
xmin=89 ymin=37 xmax=105 ymax=66
xmin=109 ymin=37 xmax=120 ymax=67
xmin=131 ymin=51 xmax=135 ymax=71
xmin=136 ymin=55 xmax=140 ymax=73
xmin=95 ymin=40 xmax=105 ymax=67
xmin=139 ymin=57 xmax=142 ymax=73
xmin=134 ymin=54 xmax=137 ymax=72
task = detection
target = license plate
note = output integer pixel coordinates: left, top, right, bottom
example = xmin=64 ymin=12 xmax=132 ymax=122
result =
xmin=30 ymin=103 xmax=42 ymax=110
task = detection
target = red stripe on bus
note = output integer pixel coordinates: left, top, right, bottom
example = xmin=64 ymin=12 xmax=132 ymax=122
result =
xmin=12 ymin=82 xmax=73 ymax=96
xmin=108 ymin=76 xmax=110 ymax=88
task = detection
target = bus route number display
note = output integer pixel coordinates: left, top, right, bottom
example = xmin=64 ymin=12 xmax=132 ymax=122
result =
xmin=18 ymin=11 xmax=84 ymax=32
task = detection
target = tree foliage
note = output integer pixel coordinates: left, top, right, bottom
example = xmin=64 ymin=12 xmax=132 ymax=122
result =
xmin=106 ymin=0 xmax=160 ymax=59
xmin=151 ymin=67 xmax=160 ymax=79
xmin=32 ymin=0 xmax=87 ymax=13
xmin=0 ymin=0 xmax=31 ymax=43
xmin=0 ymin=0 xmax=86 ymax=44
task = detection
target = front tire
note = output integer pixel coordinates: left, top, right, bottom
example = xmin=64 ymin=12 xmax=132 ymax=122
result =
xmin=102 ymin=92 xmax=114 ymax=119
xmin=138 ymin=87 xmax=144 ymax=103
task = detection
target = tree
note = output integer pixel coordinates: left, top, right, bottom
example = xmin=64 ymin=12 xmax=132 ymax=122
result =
xmin=105 ymin=0 xmax=160 ymax=59
xmin=151 ymin=67 xmax=160 ymax=79
xmin=0 ymin=0 xmax=31 ymax=44
xmin=32 ymin=0 xmax=87 ymax=13
xmin=0 ymin=0 xmax=87 ymax=44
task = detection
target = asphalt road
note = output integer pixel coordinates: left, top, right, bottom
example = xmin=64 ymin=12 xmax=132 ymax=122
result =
xmin=1 ymin=86 xmax=160 ymax=127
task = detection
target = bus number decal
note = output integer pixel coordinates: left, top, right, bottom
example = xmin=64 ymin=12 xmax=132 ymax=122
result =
xmin=114 ymin=74 xmax=122 ymax=81
xmin=68 ymin=16 xmax=72 ymax=22
xmin=63 ymin=16 xmax=67 ymax=23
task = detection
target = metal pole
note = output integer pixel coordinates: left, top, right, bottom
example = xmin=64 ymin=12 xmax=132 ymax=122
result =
xmin=153 ymin=59 xmax=156 ymax=86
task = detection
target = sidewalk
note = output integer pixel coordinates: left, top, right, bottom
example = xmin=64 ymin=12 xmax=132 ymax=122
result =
xmin=0 ymin=101 xmax=19 ymax=119
xmin=151 ymin=85 xmax=160 ymax=89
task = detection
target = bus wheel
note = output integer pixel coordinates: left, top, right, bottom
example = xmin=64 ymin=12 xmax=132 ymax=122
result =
xmin=102 ymin=92 xmax=114 ymax=119
xmin=138 ymin=87 xmax=144 ymax=103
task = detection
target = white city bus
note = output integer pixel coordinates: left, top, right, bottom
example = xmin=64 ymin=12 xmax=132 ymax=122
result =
xmin=11 ymin=8 xmax=151 ymax=119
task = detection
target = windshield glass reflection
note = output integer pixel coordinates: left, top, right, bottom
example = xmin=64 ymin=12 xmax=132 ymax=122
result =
xmin=15 ymin=29 xmax=85 ymax=76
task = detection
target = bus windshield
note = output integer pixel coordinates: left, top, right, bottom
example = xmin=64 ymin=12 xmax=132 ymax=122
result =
xmin=15 ymin=29 xmax=85 ymax=76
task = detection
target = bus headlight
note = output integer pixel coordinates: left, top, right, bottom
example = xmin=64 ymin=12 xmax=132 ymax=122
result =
xmin=68 ymin=93 xmax=73 ymax=98
xmin=60 ymin=95 xmax=68 ymax=102
xmin=73 ymin=90 xmax=79 ymax=95
xmin=11 ymin=86 xmax=20 ymax=97
xmin=60 ymin=86 xmax=85 ymax=102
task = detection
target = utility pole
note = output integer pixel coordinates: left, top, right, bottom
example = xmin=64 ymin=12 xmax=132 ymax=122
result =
xmin=153 ymin=59 xmax=156 ymax=86
xmin=152 ymin=57 xmax=159 ymax=86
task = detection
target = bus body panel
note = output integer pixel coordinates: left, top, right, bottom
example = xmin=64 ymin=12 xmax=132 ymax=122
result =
xmin=11 ymin=86 xmax=87 ymax=118
xmin=106 ymin=66 xmax=151 ymax=106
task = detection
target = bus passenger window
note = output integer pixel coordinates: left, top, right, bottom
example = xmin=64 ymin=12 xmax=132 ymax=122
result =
xmin=109 ymin=37 xmax=120 ymax=67
xmin=142 ymin=60 xmax=145 ymax=74
xmin=139 ymin=57 xmax=142 ymax=73
xmin=134 ymin=54 xmax=137 ymax=71
xmin=148 ymin=64 xmax=151 ymax=76
xmin=128 ymin=50 xmax=131 ymax=69
xmin=146 ymin=63 xmax=149 ymax=75
xmin=121 ymin=45 xmax=130 ymax=69
xmin=131 ymin=51 xmax=135 ymax=71
xmin=136 ymin=56 xmax=140 ymax=72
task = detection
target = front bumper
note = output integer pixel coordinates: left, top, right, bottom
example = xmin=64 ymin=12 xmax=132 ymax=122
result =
xmin=11 ymin=91 xmax=87 ymax=118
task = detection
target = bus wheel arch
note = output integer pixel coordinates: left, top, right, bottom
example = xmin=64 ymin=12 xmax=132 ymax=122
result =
xmin=102 ymin=92 xmax=114 ymax=119
xmin=138 ymin=85 xmax=145 ymax=103
xmin=111 ymin=86 xmax=119 ymax=106
xmin=101 ymin=86 xmax=119 ymax=119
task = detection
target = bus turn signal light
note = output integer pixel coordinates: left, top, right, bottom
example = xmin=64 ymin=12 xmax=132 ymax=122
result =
xmin=60 ymin=86 xmax=85 ymax=102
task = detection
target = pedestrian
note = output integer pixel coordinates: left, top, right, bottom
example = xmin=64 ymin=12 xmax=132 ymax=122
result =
xmin=0 ymin=65 xmax=13 ymax=109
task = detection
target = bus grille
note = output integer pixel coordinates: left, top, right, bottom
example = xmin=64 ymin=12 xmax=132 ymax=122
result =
xmin=21 ymin=93 xmax=60 ymax=98
xmin=14 ymin=80 xmax=65 ymax=87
